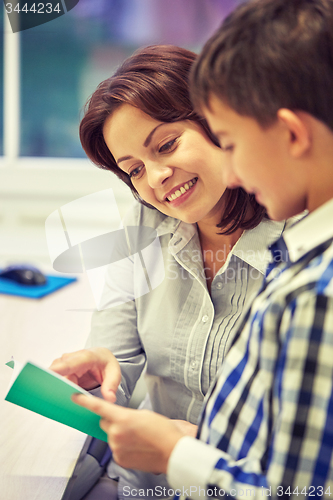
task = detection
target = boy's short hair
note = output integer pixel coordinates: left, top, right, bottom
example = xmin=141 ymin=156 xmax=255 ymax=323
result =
xmin=191 ymin=0 xmax=333 ymax=130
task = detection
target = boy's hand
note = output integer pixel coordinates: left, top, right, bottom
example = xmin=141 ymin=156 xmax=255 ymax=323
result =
xmin=73 ymin=394 xmax=185 ymax=474
xmin=173 ymin=419 xmax=198 ymax=437
xmin=49 ymin=347 xmax=121 ymax=403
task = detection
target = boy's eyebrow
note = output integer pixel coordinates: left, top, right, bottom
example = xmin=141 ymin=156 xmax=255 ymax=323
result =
xmin=117 ymin=123 xmax=167 ymax=164
xmin=214 ymin=130 xmax=228 ymax=138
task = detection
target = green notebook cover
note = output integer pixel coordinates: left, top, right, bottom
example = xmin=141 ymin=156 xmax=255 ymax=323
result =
xmin=5 ymin=360 xmax=107 ymax=442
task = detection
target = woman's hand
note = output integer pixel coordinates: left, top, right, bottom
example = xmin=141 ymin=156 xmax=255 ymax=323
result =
xmin=73 ymin=394 xmax=185 ymax=474
xmin=49 ymin=347 xmax=121 ymax=403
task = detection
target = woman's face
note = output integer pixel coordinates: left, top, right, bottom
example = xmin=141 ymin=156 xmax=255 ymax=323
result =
xmin=103 ymin=104 xmax=227 ymax=225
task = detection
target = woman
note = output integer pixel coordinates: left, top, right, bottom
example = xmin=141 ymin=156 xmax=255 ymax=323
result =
xmin=51 ymin=45 xmax=288 ymax=499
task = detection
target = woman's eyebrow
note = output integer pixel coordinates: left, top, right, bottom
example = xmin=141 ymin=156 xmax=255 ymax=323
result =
xmin=143 ymin=123 xmax=167 ymax=147
xmin=117 ymin=123 xmax=167 ymax=164
xmin=117 ymin=155 xmax=133 ymax=165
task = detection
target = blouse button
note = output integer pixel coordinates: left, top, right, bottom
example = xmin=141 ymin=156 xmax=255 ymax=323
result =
xmin=216 ymin=282 xmax=223 ymax=289
xmin=202 ymin=315 xmax=209 ymax=323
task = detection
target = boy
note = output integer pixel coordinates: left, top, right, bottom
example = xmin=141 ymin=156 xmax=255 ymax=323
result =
xmin=75 ymin=0 xmax=333 ymax=497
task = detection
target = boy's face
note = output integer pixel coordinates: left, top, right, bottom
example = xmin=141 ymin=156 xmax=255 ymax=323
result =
xmin=202 ymin=94 xmax=307 ymax=221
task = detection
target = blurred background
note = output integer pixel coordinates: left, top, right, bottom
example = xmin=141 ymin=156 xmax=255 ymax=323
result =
xmin=0 ymin=0 xmax=243 ymax=269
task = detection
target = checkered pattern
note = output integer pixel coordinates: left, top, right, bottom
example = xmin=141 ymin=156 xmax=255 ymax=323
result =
xmin=198 ymin=212 xmax=333 ymax=496
xmin=168 ymin=200 xmax=333 ymax=499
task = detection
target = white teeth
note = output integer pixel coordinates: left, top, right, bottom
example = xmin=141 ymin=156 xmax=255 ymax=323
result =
xmin=167 ymin=178 xmax=197 ymax=202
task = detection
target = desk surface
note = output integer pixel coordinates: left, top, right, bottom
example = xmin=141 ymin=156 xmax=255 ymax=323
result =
xmin=0 ymin=275 xmax=96 ymax=500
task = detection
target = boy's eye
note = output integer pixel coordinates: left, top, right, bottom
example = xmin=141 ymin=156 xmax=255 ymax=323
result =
xmin=220 ymin=144 xmax=234 ymax=153
xmin=129 ymin=164 xmax=145 ymax=180
xmin=158 ymin=138 xmax=178 ymax=153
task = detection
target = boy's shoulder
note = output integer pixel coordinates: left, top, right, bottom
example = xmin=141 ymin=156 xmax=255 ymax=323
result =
xmin=284 ymin=200 xmax=333 ymax=264
xmin=266 ymin=201 xmax=333 ymax=305
xmin=284 ymin=211 xmax=308 ymax=231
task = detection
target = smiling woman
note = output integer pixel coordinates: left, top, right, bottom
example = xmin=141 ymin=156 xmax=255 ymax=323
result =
xmin=80 ymin=45 xmax=264 ymax=234
xmin=102 ymin=104 xmax=226 ymax=226
xmin=50 ymin=45 xmax=291 ymax=499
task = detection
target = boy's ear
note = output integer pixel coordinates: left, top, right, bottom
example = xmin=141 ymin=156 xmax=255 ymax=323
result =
xmin=277 ymin=108 xmax=311 ymax=158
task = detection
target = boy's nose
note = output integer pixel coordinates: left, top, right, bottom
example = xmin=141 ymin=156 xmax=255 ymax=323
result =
xmin=146 ymin=162 xmax=173 ymax=189
xmin=222 ymin=162 xmax=242 ymax=189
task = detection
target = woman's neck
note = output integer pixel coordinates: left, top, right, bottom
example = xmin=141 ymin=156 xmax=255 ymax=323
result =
xmin=197 ymin=218 xmax=243 ymax=292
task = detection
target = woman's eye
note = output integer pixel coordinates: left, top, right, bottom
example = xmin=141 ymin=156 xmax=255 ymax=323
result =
xmin=129 ymin=164 xmax=145 ymax=180
xmin=158 ymin=138 xmax=178 ymax=153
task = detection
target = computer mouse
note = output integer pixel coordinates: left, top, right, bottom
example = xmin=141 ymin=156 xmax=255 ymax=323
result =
xmin=0 ymin=264 xmax=47 ymax=286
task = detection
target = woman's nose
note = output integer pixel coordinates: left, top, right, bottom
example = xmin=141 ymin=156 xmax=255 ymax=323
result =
xmin=146 ymin=162 xmax=173 ymax=189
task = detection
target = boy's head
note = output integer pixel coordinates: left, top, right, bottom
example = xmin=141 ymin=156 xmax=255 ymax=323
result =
xmin=191 ymin=0 xmax=333 ymax=220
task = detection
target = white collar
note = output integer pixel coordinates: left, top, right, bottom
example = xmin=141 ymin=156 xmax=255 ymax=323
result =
xmin=232 ymin=218 xmax=286 ymax=274
xmin=284 ymin=198 xmax=333 ymax=262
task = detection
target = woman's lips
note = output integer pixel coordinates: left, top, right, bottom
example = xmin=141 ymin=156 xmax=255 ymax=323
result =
xmin=166 ymin=178 xmax=198 ymax=207
xmin=165 ymin=178 xmax=198 ymax=202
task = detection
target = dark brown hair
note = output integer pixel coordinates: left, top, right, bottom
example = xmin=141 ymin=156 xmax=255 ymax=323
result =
xmin=80 ymin=44 xmax=266 ymax=234
xmin=190 ymin=0 xmax=333 ymax=130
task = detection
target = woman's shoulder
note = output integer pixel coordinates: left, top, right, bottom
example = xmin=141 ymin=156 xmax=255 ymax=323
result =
xmin=122 ymin=201 xmax=179 ymax=231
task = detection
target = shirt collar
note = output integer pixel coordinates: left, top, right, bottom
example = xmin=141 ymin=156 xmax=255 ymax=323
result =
xmin=232 ymin=219 xmax=286 ymax=274
xmin=151 ymin=215 xmax=197 ymax=253
xmin=283 ymin=198 xmax=333 ymax=262
xmin=154 ymin=215 xmax=181 ymax=238
xmin=168 ymin=221 xmax=198 ymax=254
xmin=168 ymin=217 xmax=287 ymax=274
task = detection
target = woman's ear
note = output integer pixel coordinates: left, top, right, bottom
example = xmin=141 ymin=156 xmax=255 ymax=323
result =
xmin=277 ymin=108 xmax=312 ymax=158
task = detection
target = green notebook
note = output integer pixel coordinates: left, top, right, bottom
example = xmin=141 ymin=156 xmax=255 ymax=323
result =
xmin=5 ymin=360 xmax=107 ymax=442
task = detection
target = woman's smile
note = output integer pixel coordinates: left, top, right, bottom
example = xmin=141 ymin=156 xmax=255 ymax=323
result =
xmin=165 ymin=177 xmax=198 ymax=205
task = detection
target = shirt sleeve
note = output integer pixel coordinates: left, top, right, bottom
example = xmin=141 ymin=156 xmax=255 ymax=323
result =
xmin=168 ymin=291 xmax=333 ymax=498
xmin=167 ymin=437 xmax=266 ymax=499
xmin=85 ymin=254 xmax=146 ymax=407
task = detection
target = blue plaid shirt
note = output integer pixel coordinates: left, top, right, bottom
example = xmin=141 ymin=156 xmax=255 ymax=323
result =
xmin=168 ymin=198 xmax=333 ymax=499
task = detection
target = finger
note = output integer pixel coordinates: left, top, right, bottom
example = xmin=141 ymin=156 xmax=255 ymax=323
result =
xmin=49 ymin=357 xmax=67 ymax=373
xmin=65 ymin=374 xmax=79 ymax=385
xmin=99 ymin=418 xmax=110 ymax=433
xmin=49 ymin=358 xmax=80 ymax=385
xmin=100 ymin=360 xmax=122 ymax=403
xmin=72 ymin=393 xmax=124 ymax=421
xmin=49 ymin=352 xmax=86 ymax=376
xmin=50 ymin=351 xmax=100 ymax=383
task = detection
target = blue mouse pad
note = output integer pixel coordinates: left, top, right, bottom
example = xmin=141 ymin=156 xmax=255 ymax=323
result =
xmin=0 ymin=274 xmax=77 ymax=299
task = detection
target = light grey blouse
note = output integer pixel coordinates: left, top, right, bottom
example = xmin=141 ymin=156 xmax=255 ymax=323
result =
xmin=85 ymin=202 xmax=287 ymax=498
